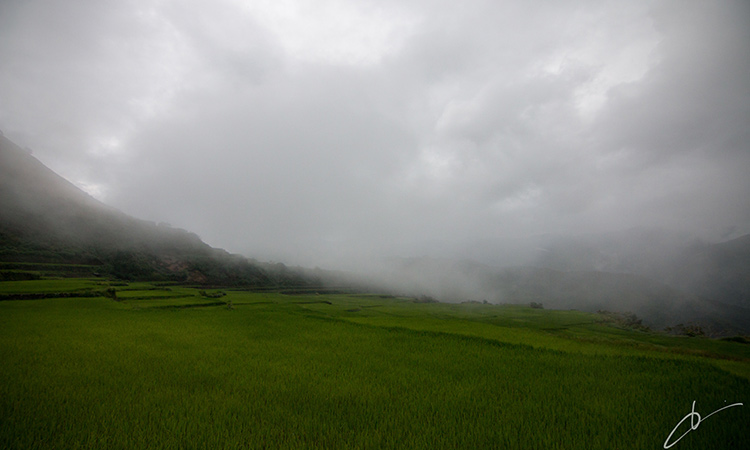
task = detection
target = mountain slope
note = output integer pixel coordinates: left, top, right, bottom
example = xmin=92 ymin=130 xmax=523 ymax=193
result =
xmin=377 ymin=257 xmax=750 ymax=334
xmin=533 ymin=228 xmax=750 ymax=309
xmin=671 ymin=234 xmax=750 ymax=308
xmin=0 ymin=134 xmax=309 ymax=286
xmin=0 ymin=135 xmax=210 ymax=256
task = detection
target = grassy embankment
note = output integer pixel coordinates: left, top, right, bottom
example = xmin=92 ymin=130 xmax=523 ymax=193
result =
xmin=1 ymin=277 xmax=748 ymax=449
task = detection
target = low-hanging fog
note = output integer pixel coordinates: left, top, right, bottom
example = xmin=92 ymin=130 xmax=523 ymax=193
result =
xmin=1 ymin=0 xmax=749 ymax=271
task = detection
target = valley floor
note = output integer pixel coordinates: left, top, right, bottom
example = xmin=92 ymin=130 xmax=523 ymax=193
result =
xmin=1 ymin=279 xmax=748 ymax=449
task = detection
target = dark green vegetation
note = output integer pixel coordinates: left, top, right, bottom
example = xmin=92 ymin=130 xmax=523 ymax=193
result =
xmin=1 ymin=279 xmax=748 ymax=449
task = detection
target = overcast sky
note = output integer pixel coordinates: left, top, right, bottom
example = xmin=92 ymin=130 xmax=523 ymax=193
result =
xmin=1 ymin=0 xmax=748 ymax=268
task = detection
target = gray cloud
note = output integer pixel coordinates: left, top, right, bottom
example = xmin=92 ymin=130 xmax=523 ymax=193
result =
xmin=1 ymin=0 xmax=748 ymax=268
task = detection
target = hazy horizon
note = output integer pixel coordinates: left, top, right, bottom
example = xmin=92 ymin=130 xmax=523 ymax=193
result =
xmin=2 ymin=0 xmax=748 ymax=269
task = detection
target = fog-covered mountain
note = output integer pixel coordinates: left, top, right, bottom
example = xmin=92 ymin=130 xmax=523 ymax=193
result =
xmin=532 ymin=228 xmax=750 ymax=309
xmin=366 ymin=227 xmax=750 ymax=334
xmin=2 ymin=132 xmax=748 ymax=332
xmin=0 ymin=134 xmax=312 ymax=286
xmin=371 ymin=254 xmax=750 ymax=334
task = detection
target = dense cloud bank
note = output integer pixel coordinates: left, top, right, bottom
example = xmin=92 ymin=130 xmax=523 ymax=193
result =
xmin=1 ymin=0 xmax=748 ymax=268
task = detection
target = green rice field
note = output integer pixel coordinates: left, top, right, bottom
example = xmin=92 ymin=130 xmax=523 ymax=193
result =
xmin=1 ymin=279 xmax=748 ymax=449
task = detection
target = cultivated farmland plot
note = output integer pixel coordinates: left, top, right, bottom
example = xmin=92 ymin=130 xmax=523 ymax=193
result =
xmin=1 ymin=279 xmax=748 ymax=449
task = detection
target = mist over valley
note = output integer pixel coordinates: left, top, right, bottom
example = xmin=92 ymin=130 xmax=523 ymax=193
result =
xmin=2 ymin=132 xmax=749 ymax=334
xmin=1 ymin=2 xmax=749 ymax=447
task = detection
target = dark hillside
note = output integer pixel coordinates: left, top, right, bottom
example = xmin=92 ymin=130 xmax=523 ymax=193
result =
xmin=481 ymin=266 xmax=750 ymax=333
xmin=671 ymin=234 xmax=750 ymax=308
xmin=0 ymin=135 xmax=309 ymax=286
xmin=533 ymin=229 xmax=750 ymax=309
xmin=0 ymin=135 xmax=209 ymax=257
xmin=379 ymin=257 xmax=750 ymax=334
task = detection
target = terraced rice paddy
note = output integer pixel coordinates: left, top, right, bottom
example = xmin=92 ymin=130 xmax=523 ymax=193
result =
xmin=1 ymin=279 xmax=748 ymax=449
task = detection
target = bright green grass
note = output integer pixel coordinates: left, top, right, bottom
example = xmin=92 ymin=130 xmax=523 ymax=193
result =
xmin=301 ymin=295 xmax=750 ymax=374
xmin=1 ymin=283 xmax=748 ymax=449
